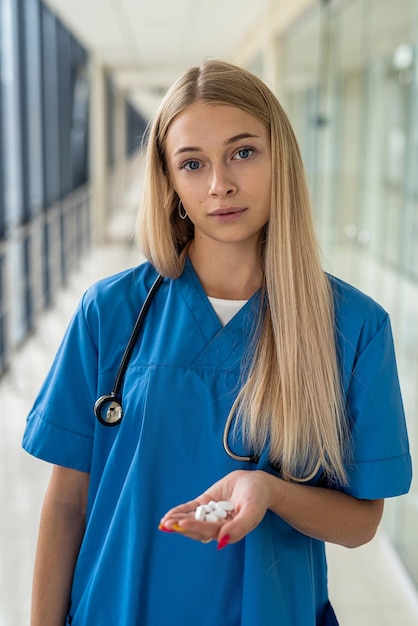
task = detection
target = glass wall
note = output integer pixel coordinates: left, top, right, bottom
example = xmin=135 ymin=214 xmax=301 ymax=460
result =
xmin=0 ymin=2 xmax=5 ymax=371
xmin=283 ymin=0 xmax=418 ymax=587
xmin=126 ymin=100 xmax=147 ymax=155
xmin=0 ymin=0 xmax=90 ymax=373
xmin=0 ymin=0 xmax=148 ymax=376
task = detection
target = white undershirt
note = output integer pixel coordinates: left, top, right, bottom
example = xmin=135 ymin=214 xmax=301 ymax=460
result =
xmin=208 ymin=296 xmax=248 ymax=326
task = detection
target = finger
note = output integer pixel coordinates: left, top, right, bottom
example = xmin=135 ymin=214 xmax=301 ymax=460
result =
xmin=159 ymin=517 xmax=223 ymax=543
xmin=215 ymin=505 xmax=262 ymax=546
xmin=160 ymin=496 xmax=238 ymax=540
xmin=160 ymin=494 xmax=223 ymax=527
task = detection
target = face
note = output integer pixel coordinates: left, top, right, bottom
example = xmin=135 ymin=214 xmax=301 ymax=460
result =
xmin=165 ymin=102 xmax=272 ymax=254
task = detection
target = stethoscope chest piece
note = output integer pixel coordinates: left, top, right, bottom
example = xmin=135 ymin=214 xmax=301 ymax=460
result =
xmin=94 ymin=394 xmax=123 ymax=426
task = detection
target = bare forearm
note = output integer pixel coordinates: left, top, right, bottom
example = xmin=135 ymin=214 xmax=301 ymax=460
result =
xmin=31 ymin=467 xmax=88 ymax=626
xmin=31 ymin=500 xmax=85 ymax=625
xmin=260 ymin=471 xmax=384 ymax=548
xmin=159 ymin=469 xmax=384 ymax=548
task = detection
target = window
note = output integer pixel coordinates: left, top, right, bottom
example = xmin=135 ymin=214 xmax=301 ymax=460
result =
xmin=0 ymin=0 xmax=90 ymax=372
xmin=126 ymin=100 xmax=147 ymax=155
xmin=282 ymin=0 xmax=418 ymax=588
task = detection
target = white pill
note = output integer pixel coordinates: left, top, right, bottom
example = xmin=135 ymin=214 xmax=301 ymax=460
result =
xmin=207 ymin=501 xmax=218 ymax=510
xmin=205 ymin=513 xmax=220 ymax=523
xmin=209 ymin=508 xmax=227 ymax=519
xmin=195 ymin=505 xmax=207 ymax=521
xmin=215 ymin=501 xmax=234 ymax=512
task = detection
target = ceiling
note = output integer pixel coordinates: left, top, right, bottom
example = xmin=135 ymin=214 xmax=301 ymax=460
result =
xmin=43 ymin=0 xmax=276 ymax=118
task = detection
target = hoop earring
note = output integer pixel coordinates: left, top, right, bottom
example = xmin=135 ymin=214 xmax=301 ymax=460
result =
xmin=178 ymin=200 xmax=187 ymax=220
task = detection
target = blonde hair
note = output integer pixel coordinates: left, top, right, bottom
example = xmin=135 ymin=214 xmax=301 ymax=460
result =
xmin=137 ymin=60 xmax=348 ymax=484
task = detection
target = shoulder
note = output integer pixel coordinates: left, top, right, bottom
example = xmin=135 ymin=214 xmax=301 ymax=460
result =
xmin=327 ymin=274 xmax=389 ymax=336
xmin=81 ymin=261 xmax=159 ymax=314
xmin=77 ymin=261 xmax=161 ymax=345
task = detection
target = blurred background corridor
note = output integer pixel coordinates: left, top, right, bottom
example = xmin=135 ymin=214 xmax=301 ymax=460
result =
xmin=0 ymin=0 xmax=417 ymax=624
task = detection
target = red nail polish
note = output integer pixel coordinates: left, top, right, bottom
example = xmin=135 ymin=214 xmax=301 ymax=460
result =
xmin=217 ymin=535 xmax=230 ymax=551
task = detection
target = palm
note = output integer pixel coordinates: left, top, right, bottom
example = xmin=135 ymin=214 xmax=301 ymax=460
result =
xmin=160 ymin=470 xmax=272 ymax=544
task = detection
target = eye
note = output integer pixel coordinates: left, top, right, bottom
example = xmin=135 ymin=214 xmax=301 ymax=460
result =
xmin=233 ymin=147 xmax=255 ymax=160
xmin=182 ymin=160 xmax=201 ymax=171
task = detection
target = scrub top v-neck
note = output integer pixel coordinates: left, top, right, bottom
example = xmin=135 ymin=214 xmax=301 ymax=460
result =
xmin=22 ymin=257 xmax=412 ymax=626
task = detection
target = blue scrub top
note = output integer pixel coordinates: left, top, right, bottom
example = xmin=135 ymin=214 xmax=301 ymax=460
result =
xmin=23 ymin=258 xmax=412 ymax=626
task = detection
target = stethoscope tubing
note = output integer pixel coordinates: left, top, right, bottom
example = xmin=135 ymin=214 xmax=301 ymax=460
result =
xmin=112 ymin=274 xmax=164 ymax=395
xmin=94 ymin=271 xmax=264 ymax=465
xmin=94 ymin=274 xmax=164 ymax=425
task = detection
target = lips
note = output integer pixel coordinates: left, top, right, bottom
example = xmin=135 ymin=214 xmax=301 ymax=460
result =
xmin=209 ymin=207 xmax=246 ymax=216
xmin=208 ymin=206 xmax=248 ymax=223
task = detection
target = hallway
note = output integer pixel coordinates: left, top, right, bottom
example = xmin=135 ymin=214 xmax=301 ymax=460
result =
xmin=1 ymin=187 xmax=418 ymax=625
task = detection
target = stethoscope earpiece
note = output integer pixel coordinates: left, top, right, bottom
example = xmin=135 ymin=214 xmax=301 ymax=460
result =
xmin=94 ymin=394 xmax=123 ymax=426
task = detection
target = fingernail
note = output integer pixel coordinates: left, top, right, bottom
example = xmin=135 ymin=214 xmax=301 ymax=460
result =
xmin=172 ymin=523 xmax=186 ymax=533
xmin=158 ymin=524 xmax=174 ymax=533
xmin=217 ymin=535 xmax=230 ymax=551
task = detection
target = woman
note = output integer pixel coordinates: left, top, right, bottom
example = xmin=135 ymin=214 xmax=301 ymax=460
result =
xmin=23 ymin=60 xmax=412 ymax=626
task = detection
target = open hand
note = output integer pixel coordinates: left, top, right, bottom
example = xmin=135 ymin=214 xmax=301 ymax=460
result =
xmin=159 ymin=470 xmax=275 ymax=548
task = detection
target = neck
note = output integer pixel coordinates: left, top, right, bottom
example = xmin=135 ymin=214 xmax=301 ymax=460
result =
xmin=188 ymin=240 xmax=263 ymax=299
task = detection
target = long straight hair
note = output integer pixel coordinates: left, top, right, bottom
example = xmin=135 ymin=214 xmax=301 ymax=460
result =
xmin=137 ymin=60 xmax=348 ymax=484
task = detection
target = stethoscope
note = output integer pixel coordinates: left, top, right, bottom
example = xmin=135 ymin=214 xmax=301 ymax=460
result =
xmin=93 ymin=273 xmax=259 ymax=465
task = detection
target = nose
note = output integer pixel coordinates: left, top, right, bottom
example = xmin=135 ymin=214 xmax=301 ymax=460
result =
xmin=209 ymin=164 xmax=237 ymax=197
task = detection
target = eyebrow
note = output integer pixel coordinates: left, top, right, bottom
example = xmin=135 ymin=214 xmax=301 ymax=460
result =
xmin=173 ymin=132 xmax=261 ymax=156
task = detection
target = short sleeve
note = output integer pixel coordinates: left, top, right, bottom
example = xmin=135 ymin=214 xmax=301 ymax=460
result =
xmin=22 ymin=292 xmax=97 ymax=472
xmin=343 ymin=314 xmax=412 ymax=499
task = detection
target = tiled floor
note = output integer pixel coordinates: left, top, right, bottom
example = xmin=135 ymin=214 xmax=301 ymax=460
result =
xmin=2 ymin=198 xmax=418 ymax=625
